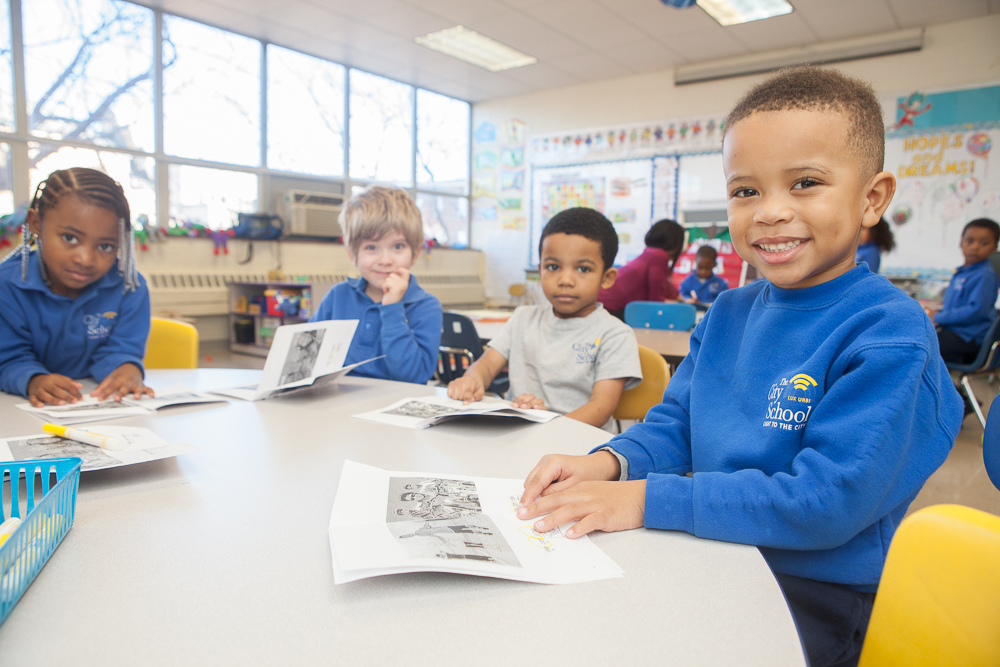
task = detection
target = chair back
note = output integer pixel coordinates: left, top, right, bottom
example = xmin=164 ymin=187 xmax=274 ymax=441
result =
xmin=857 ymin=504 xmax=1000 ymax=667
xmin=624 ymin=301 xmax=696 ymax=331
xmin=143 ymin=317 xmax=199 ymax=369
xmin=441 ymin=312 xmax=484 ymax=358
xmin=948 ymin=317 xmax=1000 ymax=374
xmin=613 ymin=345 xmax=670 ymax=421
xmin=984 ymin=397 xmax=1000 ymax=491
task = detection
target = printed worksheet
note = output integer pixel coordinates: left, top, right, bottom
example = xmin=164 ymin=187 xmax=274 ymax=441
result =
xmin=329 ymin=461 xmax=623 ymax=585
xmin=352 ymin=395 xmax=560 ymax=430
xmin=0 ymin=426 xmax=198 ymax=471
xmin=211 ymin=320 xmax=377 ymax=401
xmin=15 ymin=384 xmax=226 ymax=425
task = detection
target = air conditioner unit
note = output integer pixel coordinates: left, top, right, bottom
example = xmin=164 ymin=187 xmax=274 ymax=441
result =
xmin=277 ymin=190 xmax=344 ymax=238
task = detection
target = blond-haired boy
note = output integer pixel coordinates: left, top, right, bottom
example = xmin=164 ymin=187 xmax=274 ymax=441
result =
xmin=309 ymin=185 xmax=442 ymax=384
xmin=516 ymin=68 xmax=962 ymax=667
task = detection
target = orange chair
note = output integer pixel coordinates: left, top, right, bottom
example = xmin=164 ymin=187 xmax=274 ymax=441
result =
xmin=613 ymin=345 xmax=670 ymax=428
xmin=143 ymin=317 xmax=199 ymax=369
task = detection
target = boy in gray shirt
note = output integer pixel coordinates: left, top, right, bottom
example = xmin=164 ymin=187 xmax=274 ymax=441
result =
xmin=448 ymin=208 xmax=642 ymax=431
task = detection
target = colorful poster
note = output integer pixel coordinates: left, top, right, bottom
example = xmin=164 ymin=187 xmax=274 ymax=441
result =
xmin=671 ymin=231 xmax=743 ymax=290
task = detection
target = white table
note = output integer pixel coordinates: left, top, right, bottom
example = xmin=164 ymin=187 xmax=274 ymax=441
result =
xmin=0 ymin=370 xmax=804 ymax=666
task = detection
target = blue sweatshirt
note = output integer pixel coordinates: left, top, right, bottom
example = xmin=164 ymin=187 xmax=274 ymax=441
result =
xmin=933 ymin=260 xmax=999 ymax=345
xmin=309 ymin=275 xmax=442 ymax=384
xmin=678 ymin=273 xmax=729 ymax=303
xmin=600 ymin=265 xmax=961 ymax=591
xmin=0 ymin=251 xmax=150 ymax=397
xmin=855 ymin=242 xmax=881 ymax=274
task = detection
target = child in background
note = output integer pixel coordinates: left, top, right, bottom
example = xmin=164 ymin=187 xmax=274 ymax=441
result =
xmin=517 ymin=67 xmax=962 ymax=667
xmin=679 ymin=245 xmax=729 ymax=306
xmin=934 ymin=218 xmax=1000 ymax=366
xmin=855 ymin=216 xmax=894 ymax=273
xmin=598 ymin=218 xmax=684 ymax=320
xmin=0 ymin=167 xmax=153 ymax=407
xmin=448 ymin=208 xmax=641 ymax=432
xmin=309 ymin=185 xmax=442 ymax=384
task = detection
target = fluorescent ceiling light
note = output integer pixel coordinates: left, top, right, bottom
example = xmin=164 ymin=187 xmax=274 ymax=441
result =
xmin=697 ymin=0 xmax=793 ymax=26
xmin=415 ymin=26 xmax=537 ymax=72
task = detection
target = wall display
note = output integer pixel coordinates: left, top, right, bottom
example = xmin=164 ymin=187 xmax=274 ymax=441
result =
xmin=652 ymin=156 xmax=679 ymax=223
xmin=671 ymin=229 xmax=743 ymax=291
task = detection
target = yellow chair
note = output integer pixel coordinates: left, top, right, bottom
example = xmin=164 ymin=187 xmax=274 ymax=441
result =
xmin=614 ymin=345 xmax=670 ymax=425
xmin=143 ymin=317 xmax=199 ymax=369
xmin=858 ymin=504 xmax=1000 ymax=667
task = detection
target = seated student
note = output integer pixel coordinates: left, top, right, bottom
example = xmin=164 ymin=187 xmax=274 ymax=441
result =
xmin=598 ymin=218 xmax=684 ymax=320
xmin=516 ymin=67 xmax=962 ymax=667
xmin=679 ymin=245 xmax=729 ymax=306
xmin=310 ymin=185 xmax=442 ymax=384
xmin=448 ymin=207 xmax=642 ymax=432
xmin=933 ymin=217 xmax=1000 ymax=366
xmin=0 ymin=167 xmax=153 ymax=407
xmin=854 ymin=216 xmax=894 ymax=274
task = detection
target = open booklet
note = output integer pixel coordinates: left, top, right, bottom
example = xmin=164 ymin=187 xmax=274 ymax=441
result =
xmin=210 ymin=320 xmax=379 ymax=401
xmin=329 ymin=461 xmax=623 ymax=585
xmin=0 ymin=425 xmax=197 ymax=472
xmin=353 ymin=395 xmax=561 ymax=430
xmin=15 ymin=384 xmax=225 ymax=426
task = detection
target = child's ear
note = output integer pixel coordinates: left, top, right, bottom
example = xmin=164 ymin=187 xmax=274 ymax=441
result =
xmin=861 ymin=171 xmax=896 ymax=229
xmin=26 ymin=208 xmax=40 ymax=237
xmin=600 ymin=267 xmax=618 ymax=289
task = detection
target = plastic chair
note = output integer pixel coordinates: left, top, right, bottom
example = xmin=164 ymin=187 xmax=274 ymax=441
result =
xmin=983 ymin=396 xmax=1000 ymax=491
xmin=143 ymin=317 xmax=199 ymax=369
xmin=614 ymin=345 xmax=670 ymax=430
xmin=624 ymin=301 xmax=696 ymax=331
xmin=857 ymin=504 xmax=1000 ymax=667
xmin=945 ymin=317 xmax=1000 ymax=429
xmin=437 ymin=312 xmax=509 ymax=395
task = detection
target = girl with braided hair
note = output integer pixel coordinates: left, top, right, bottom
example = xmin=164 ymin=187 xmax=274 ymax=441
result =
xmin=0 ymin=167 xmax=153 ymax=406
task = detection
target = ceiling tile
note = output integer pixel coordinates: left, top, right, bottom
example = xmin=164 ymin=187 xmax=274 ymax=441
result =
xmin=499 ymin=62 xmax=581 ymax=89
xmin=471 ymin=15 xmax=591 ymax=61
xmin=724 ymin=12 xmax=820 ymax=51
xmin=526 ymin=0 xmax=650 ymax=47
xmin=789 ymin=0 xmax=899 ymax=41
xmin=600 ymin=38 xmax=687 ymax=73
xmin=591 ymin=0 xmax=723 ymax=37
xmin=884 ymin=0 xmax=990 ymax=27
xmin=659 ymin=27 xmax=748 ymax=63
xmin=547 ymin=51 xmax=635 ymax=81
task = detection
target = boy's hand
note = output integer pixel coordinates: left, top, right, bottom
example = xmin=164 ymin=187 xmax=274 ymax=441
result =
xmin=448 ymin=375 xmax=485 ymax=404
xmin=519 ymin=451 xmax=621 ymax=508
xmin=27 ymin=373 xmax=83 ymax=407
xmin=381 ymin=267 xmax=410 ymax=306
xmin=518 ymin=479 xmax=647 ymax=539
xmin=92 ymin=363 xmax=155 ymax=402
xmin=511 ymin=394 xmax=547 ymax=410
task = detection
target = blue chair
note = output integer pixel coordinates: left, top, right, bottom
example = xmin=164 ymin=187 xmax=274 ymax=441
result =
xmin=624 ymin=301 xmax=696 ymax=331
xmin=984 ymin=395 xmax=1000 ymax=491
xmin=945 ymin=318 xmax=1000 ymax=429
xmin=437 ymin=312 xmax=509 ymax=396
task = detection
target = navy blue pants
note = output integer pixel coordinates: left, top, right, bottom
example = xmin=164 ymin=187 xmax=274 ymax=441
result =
xmin=936 ymin=326 xmax=980 ymax=365
xmin=775 ymin=573 xmax=876 ymax=667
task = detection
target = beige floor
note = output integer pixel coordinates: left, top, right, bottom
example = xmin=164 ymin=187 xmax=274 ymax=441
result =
xmin=198 ymin=341 xmax=1000 ymax=518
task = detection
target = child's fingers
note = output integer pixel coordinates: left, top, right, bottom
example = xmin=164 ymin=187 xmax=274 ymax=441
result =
xmin=519 ymin=456 xmax=567 ymax=507
xmin=143 ymin=385 xmax=155 ymax=398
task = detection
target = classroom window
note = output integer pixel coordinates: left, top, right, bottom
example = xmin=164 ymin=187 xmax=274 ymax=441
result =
xmin=162 ymin=16 xmax=260 ymax=166
xmin=28 ymin=143 xmax=156 ymax=227
xmin=267 ymin=45 xmax=345 ymax=177
xmin=416 ymin=89 xmax=469 ymax=196
xmin=22 ymin=0 xmax=154 ymax=152
xmin=416 ymin=192 xmax=469 ymax=248
xmin=349 ymin=69 xmax=413 ymax=186
xmin=0 ymin=142 xmax=12 ymax=215
xmin=168 ymin=164 xmax=257 ymax=231
xmin=0 ymin=0 xmax=13 ymax=132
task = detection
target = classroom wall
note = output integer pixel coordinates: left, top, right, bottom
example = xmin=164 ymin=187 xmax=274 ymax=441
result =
xmin=470 ymin=14 xmax=1000 ymax=298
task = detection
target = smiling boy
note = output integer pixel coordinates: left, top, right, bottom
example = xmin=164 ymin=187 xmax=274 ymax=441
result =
xmin=516 ymin=68 xmax=962 ymax=667
xmin=448 ymin=208 xmax=641 ymax=431
xmin=309 ymin=185 xmax=442 ymax=384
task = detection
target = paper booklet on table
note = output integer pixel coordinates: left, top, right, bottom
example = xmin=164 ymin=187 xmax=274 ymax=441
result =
xmin=15 ymin=384 xmax=225 ymax=425
xmin=353 ymin=395 xmax=561 ymax=430
xmin=210 ymin=320 xmax=379 ymax=401
xmin=0 ymin=426 xmax=197 ymax=472
xmin=329 ymin=461 xmax=623 ymax=585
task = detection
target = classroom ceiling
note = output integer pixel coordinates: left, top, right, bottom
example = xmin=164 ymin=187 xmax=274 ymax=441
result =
xmin=142 ymin=0 xmax=1000 ymax=103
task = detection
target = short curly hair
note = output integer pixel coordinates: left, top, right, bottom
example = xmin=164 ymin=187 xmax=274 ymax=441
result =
xmin=539 ymin=207 xmax=618 ymax=271
xmin=724 ymin=66 xmax=885 ymax=179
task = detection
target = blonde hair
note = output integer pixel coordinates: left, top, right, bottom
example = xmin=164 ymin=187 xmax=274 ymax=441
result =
xmin=340 ymin=185 xmax=423 ymax=257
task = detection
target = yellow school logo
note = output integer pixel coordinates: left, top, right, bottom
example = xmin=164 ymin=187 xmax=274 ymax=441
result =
xmin=101 ymin=311 xmax=118 ymax=319
xmin=790 ymin=374 xmax=817 ymax=392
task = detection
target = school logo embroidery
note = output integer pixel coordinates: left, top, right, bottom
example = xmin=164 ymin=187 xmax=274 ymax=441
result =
xmin=83 ymin=311 xmax=117 ymax=340
xmin=572 ymin=337 xmax=601 ymax=364
xmin=762 ymin=373 xmax=818 ymax=431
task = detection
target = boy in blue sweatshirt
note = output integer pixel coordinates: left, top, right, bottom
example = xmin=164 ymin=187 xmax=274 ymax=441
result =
xmin=933 ymin=217 xmax=1000 ymax=365
xmin=309 ymin=185 xmax=442 ymax=384
xmin=516 ymin=67 xmax=962 ymax=667
xmin=679 ymin=244 xmax=729 ymax=305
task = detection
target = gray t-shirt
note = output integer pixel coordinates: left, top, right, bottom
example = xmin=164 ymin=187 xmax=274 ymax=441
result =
xmin=489 ymin=304 xmax=642 ymax=432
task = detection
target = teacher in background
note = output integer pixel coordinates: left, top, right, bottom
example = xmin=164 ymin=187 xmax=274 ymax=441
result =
xmin=599 ymin=218 xmax=684 ymax=321
xmin=856 ymin=216 xmax=895 ymax=274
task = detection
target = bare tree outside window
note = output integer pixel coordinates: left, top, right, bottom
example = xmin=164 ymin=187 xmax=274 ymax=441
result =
xmin=416 ymin=89 xmax=469 ymax=196
xmin=350 ymin=69 xmax=413 ymax=186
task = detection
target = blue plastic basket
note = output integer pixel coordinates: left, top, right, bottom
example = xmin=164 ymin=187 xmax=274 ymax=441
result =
xmin=0 ymin=457 xmax=82 ymax=625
